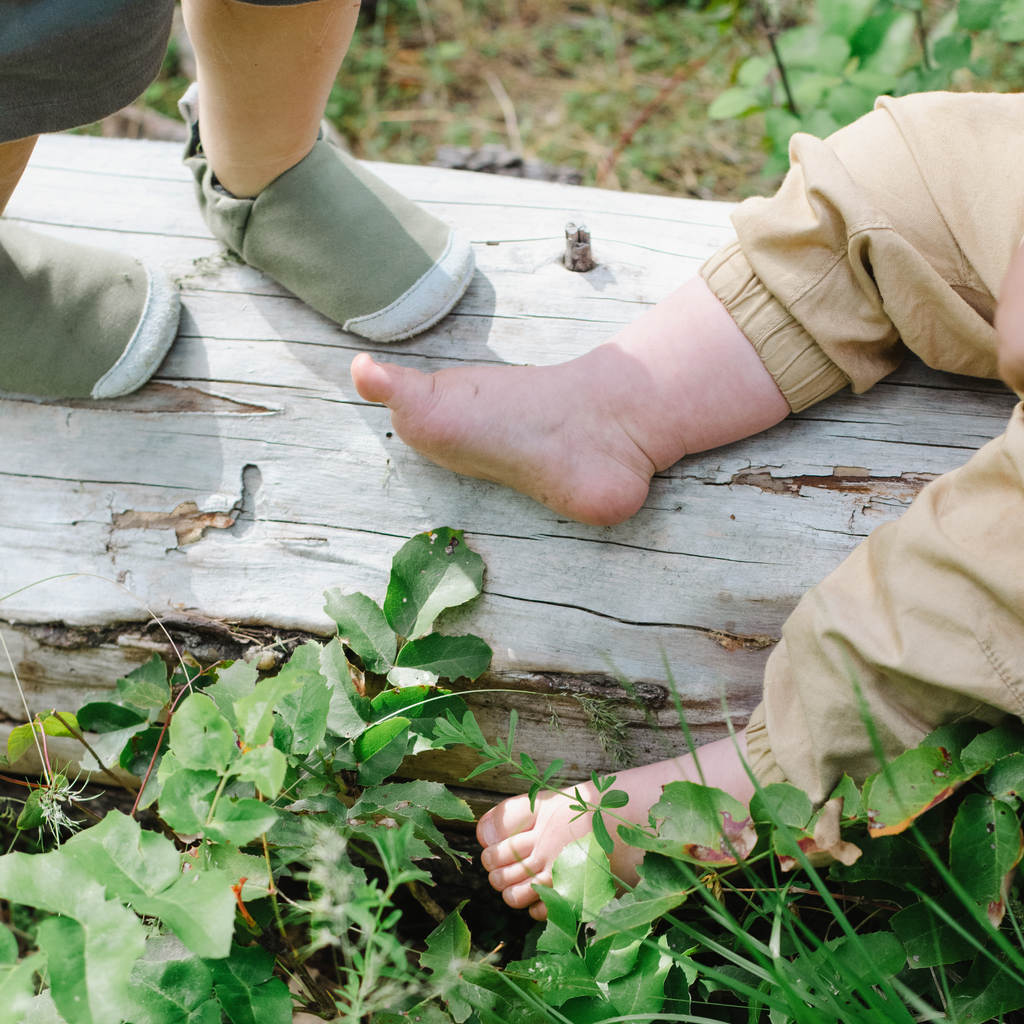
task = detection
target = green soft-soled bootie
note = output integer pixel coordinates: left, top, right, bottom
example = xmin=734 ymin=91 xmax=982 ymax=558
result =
xmin=179 ymin=84 xmax=474 ymax=343
xmin=0 ymin=222 xmax=180 ymax=399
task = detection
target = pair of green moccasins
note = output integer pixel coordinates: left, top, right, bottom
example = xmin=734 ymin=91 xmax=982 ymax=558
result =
xmin=0 ymin=83 xmax=474 ymax=399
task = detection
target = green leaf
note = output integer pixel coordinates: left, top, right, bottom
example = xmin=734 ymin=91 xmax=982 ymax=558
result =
xmin=827 ymin=773 xmax=863 ymax=819
xmin=205 ymin=798 xmax=279 ymax=847
xmin=949 ymin=792 xmax=1023 ymax=923
xmin=816 ymin=0 xmax=877 ymax=37
xmin=958 ymin=0 xmax=1002 ymax=30
xmin=207 ymin=844 xmax=272 ymax=902
xmin=933 ymin=31 xmax=972 ymax=69
xmin=77 ymin=720 xmax=149 ymax=775
xmin=0 ymin=925 xmax=15 ymax=967
xmin=233 ymin=673 xmax=302 ymax=747
xmin=237 ymin=744 xmax=287 ymax=799
xmin=829 ymin=832 xmax=921 ymax=889
xmin=503 ymin=953 xmax=602 ymax=1007
xmin=708 ymin=86 xmax=762 ymax=119
xmin=320 ymin=638 xmax=373 ymax=738
xmin=323 ymin=589 xmax=397 ymax=674
xmin=16 ymin=789 xmax=45 ymax=830
xmin=607 ymin=934 xmax=673 ymax=1022
xmin=158 ymin=768 xmax=220 ymax=834
xmin=383 ymin=528 xmax=484 ymax=639
xmin=984 ymin=752 xmax=1024 ymax=803
xmin=533 ymin=884 xmax=578 ymax=953
xmin=133 ymin=870 xmax=236 ymax=959
xmin=211 ymin=943 xmax=292 ymax=1024
xmin=962 ymin=724 xmax=1024 ymax=772
xmin=371 ymin=685 xmax=469 ymax=726
xmin=998 ymin=0 xmax=1024 ymax=41
xmin=864 ymin=744 xmax=972 ymax=836
xmin=857 ymin=9 xmax=915 ymax=74
xmin=777 ymin=25 xmax=851 ymax=73
xmin=356 ymin=727 xmax=410 ymax=786
xmin=0 ymin=956 xmax=42 ymax=1024
xmin=891 ymin=892 xmax=991 ymax=967
xmin=749 ymin=783 xmax=812 ymax=829
xmin=116 ymin=654 xmax=172 ymax=709
xmin=949 ymin=947 xmax=1024 ymax=1020
xmin=551 ymin=832 xmax=616 ymax=922
xmin=737 ymin=54 xmax=774 ymax=87
xmin=394 ymin=632 xmax=492 ymax=683
xmin=123 ymin=939 xmax=216 ymax=1024
xmin=421 ymin=901 xmax=472 ymax=977
xmin=204 ymin=660 xmax=258 ymax=730
xmin=76 ymin=701 xmax=148 ymax=734
xmin=275 ymin=644 xmax=331 ymax=755
xmin=646 ymin=781 xmax=756 ymax=864
xmin=169 ymin=694 xmax=236 ymax=773
xmin=63 ymin=808 xmax=179 ymax=897
xmin=7 ymin=723 xmax=43 ymax=764
xmin=801 ymin=930 xmax=907 ymax=985
xmin=355 ymin=717 xmax=410 ymax=761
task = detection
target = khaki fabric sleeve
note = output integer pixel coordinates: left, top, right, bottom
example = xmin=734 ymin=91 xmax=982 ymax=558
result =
xmin=756 ymin=404 xmax=1024 ymax=804
xmin=702 ymin=92 xmax=1024 ymax=413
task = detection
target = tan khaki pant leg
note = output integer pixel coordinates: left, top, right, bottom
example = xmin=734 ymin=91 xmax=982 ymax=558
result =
xmin=755 ymin=405 xmax=1024 ymax=803
xmin=703 ymin=92 xmax=1024 ymax=412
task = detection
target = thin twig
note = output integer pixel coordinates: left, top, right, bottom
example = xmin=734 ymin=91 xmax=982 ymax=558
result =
xmin=484 ymin=72 xmax=523 ymax=155
xmin=596 ymin=58 xmax=707 ymax=185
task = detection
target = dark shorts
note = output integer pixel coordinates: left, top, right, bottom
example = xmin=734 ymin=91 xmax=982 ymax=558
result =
xmin=0 ymin=0 xmax=313 ymax=143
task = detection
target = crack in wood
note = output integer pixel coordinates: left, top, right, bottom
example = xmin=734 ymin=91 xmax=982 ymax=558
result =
xmin=730 ymin=466 xmax=937 ymax=500
xmin=0 ymin=382 xmax=276 ymax=414
xmin=112 ymin=501 xmax=236 ymax=546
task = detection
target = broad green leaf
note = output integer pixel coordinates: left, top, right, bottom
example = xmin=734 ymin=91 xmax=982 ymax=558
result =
xmin=383 ymin=528 xmax=484 ymax=640
xmin=323 ymin=589 xmax=397 ymax=674
xmin=737 ymin=54 xmax=774 ymax=87
xmin=827 ymin=83 xmax=876 ymax=126
xmin=204 ymin=798 xmax=279 ymax=847
xmin=169 ymin=695 xmax=235 ymax=773
xmin=708 ymin=86 xmax=762 ymax=120
xmin=133 ymin=869 xmax=235 ymax=958
xmin=777 ymin=25 xmax=851 ymax=73
xmin=7 ymin=721 xmax=49 ymax=764
xmin=76 ymin=720 xmax=149 ymax=775
xmin=962 ymin=724 xmax=1024 ymax=772
xmin=749 ymin=783 xmax=812 ymax=829
xmin=118 ymin=724 xmax=168 ymax=779
xmin=891 ymin=892 xmax=991 ymax=967
xmin=800 ymin=930 xmax=906 ymax=986
xmin=829 ymin=832 xmax=922 ymax=889
xmin=984 ymin=752 xmax=1024 ymax=803
xmin=958 ymin=0 xmax=1001 ymax=30
xmin=552 ymin=833 xmax=616 ymax=922
xmin=116 ymin=654 xmax=172 ymax=709
xmin=211 ymin=943 xmax=292 ymax=1024
xmin=237 ymin=744 xmax=287 ymax=799
xmin=275 ymin=645 xmax=331 ymax=755
xmin=998 ymin=0 xmax=1024 ymax=41
xmin=16 ymin=789 xmax=45 ymax=830
xmin=533 ymin=884 xmax=578 ymax=953
xmin=607 ymin=934 xmax=673 ymax=1022
xmin=63 ymin=809 xmax=179 ymax=897
xmin=233 ymin=673 xmax=302 ymax=747
xmin=421 ymin=901 xmax=471 ymax=977
xmin=0 ymin=956 xmax=42 ymax=1024
xmin=858 ymin=9 xmax=914 ymax=74
xmin=354 ymin=717 xmax=410 ymax=761
xmin=355 ymin=728 xmax=410 ymax=787
xmin=816 ymin=0 xmax=876 ymax=37
xmin=949 ymin=792 xmax=1023 ymax=924
xmin=922 ymin=722 xmax=988 ymax=759
xmin=207 ymin=844 xmax=272 ymax=902
xmin=585 ymin=932 xmax=642 ymax=984
xmin=374 ymin=1001 xmax=454 ymax=1024
xmin=647 ymin=781 xmax=756 ymax=863
xmin=320 ymin=639 xmax=373 ymax=738
xmin=371 ymin=685 xmax=469 ymax=725
xmin=827 ymin=773 xmax=863 ymax=819
xmin=949 ymin=948 xmax=1024 ymax=1020
xmin=933 ymin=32 xmax=972 ymax=69
xmin=158 ymin=768 xmax=220 ymax=834
xmin=76 ymin=701 xmax=148 ymax=734
xmin=503 ymin=953 xmax=602 ymax=1006
xmin=394 ymin=632 xmax=492 ymax=682
xmin=204 ymin=660 xmax=258 ymax=729
xmin=593 ymin=854 xmax=690 ymax=939
xmin=122 ymin=937 xmax=215 ymax=1024
xmin=864 ymin=745 xmax=972 ymax=836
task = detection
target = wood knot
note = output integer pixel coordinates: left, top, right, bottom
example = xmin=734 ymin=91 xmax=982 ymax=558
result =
xmin=563 ymin=222 xmax=597 ymax=272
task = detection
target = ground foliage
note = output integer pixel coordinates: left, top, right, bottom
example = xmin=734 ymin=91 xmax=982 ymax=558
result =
xmin=130 ymin=1 xmax=1024 ymax=203
xmin=3 ymin=531 xmax=1024 ymax=1021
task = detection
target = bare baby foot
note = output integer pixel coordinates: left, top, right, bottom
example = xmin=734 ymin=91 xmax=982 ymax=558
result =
xmin=351 ymin=277 xmax=790 ymax=527
xmin=476 ymin=734 xmax=755 ymax=920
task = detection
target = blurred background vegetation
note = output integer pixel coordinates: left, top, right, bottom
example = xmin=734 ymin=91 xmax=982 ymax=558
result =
xmin=124 ymin=0 xmax=1023 ymax=202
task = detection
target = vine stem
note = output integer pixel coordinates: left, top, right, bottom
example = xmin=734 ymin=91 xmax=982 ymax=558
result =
xmin=205 ymin=771 xmax=232 ymax=825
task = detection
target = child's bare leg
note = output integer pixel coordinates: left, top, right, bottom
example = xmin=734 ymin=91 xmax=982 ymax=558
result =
xmin=477 ymin=731 xmax=753 ymax=920
xmin=997 ymin=240 xmax=1024 ymax=395
xmin=181 ymin=0 xmax=359 ymax=198
xmin=0 ymin=136 xmax=37 ymax=216
xmin=350 ymin=276 xmax=790 ymax=526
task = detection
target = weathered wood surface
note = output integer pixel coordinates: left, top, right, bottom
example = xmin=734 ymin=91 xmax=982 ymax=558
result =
xmin=1 ymin=134 xmax=1017 ymax=794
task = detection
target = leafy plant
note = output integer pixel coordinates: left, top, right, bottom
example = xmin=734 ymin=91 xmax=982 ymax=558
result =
xmin=710 ymin=0 xmax=1024 ymax=175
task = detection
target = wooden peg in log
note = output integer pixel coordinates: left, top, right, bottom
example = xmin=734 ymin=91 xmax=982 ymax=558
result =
xmin=563 ymin=221 xmax=597 ymax=272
